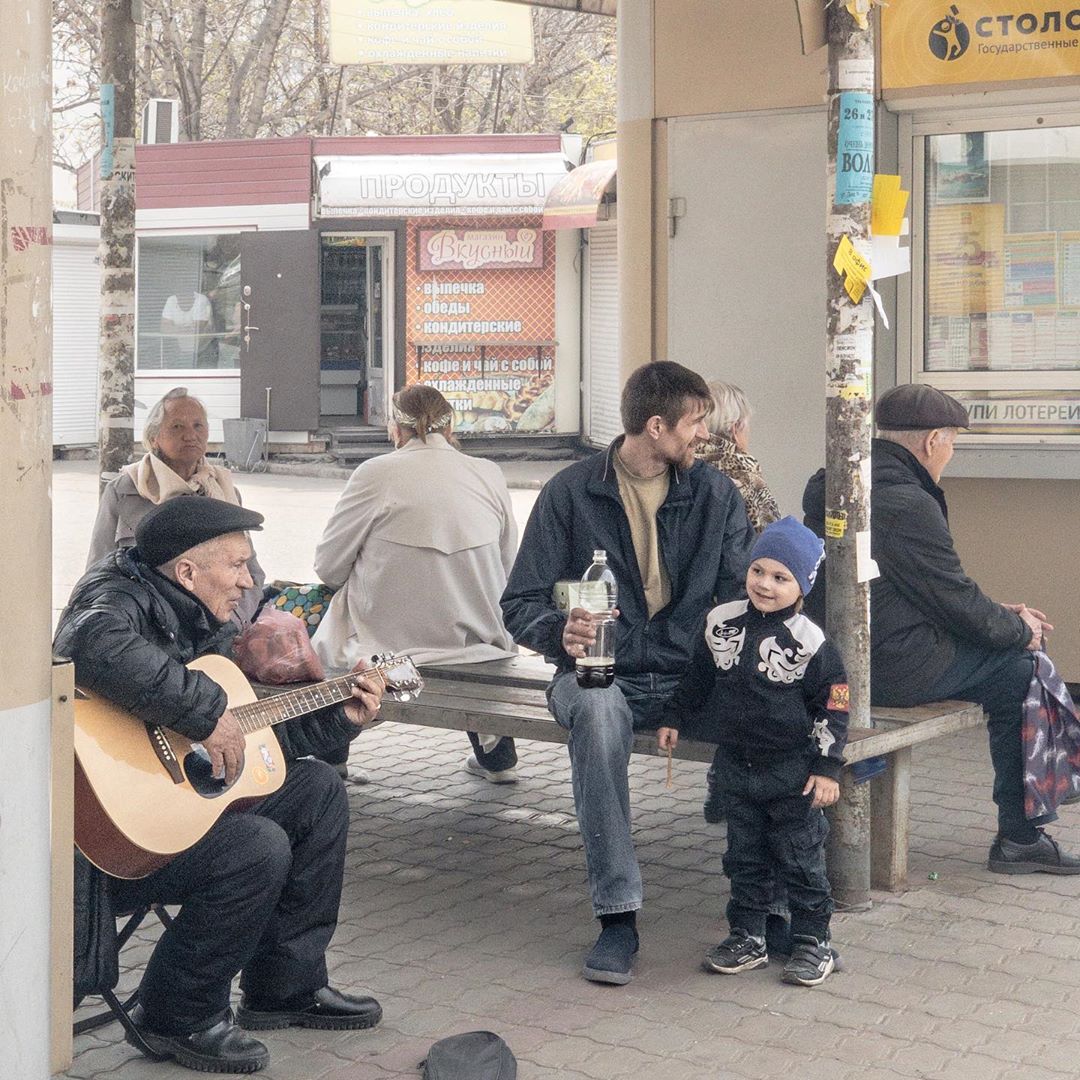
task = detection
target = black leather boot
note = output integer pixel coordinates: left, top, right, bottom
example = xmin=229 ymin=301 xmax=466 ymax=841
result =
xmin=236 ymin=985 xmax=382 ymax=1031
xmin=127 ymin=1006 xmax=269 ymax=1074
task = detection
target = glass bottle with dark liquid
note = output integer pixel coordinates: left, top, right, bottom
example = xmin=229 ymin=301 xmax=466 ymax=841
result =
xmin=576 ymin=549 xmax=617 ymax=689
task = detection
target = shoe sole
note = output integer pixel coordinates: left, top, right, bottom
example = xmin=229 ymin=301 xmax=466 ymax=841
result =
xmin=702 ymin=954 xmax=768 ymax=975
xmin=235 ymin=1005 xmax=382 ymax=1032
xmin=127 ymin=1032 xmax=268 ymax=1074
xmin=782 ymin=954 xmax=836 ymax=987
xmin=464 ymin=761 xmax=518 ymax=784
xmin=988 ymin=859 xmax=1080 ymax=875
xmin=582 ymin=964 xmax=633 ymax=985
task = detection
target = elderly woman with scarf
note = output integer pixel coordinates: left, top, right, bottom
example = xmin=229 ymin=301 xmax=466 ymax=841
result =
xmin=86 ymin=387 xmax=265 ymax=625
xmin=696 ymin=380 xmax=780 ymax=535
xmin=312 ymin=385 xmax=521 ymax=783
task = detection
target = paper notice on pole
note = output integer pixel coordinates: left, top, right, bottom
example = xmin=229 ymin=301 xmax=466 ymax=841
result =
xmin=856 ymin=530 xmax=880 ymax=582
xmin=870 ymin=234 xmax=911 ymax=280
xmin=836 ymin=93 xmax=874 ymax=204
xmin=867 ymin=279 xmax=890 ymax=329
xmin=871 ymin=175 xmax=909 ymax=237
xmin=833 ymin=235 xmax=872 ymax=304
xmin=838 ymin=58 xmax=875 ymax=90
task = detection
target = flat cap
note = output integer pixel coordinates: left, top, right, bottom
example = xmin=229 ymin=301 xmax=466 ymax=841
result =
xmin=135 ymin=496 xmax=264 ymax=568
xmin=874 ymin=383 xmax=969 ymax=431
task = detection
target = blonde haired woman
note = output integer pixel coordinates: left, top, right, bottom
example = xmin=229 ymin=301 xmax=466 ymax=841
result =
xmin=696 ymin=380 xmax=780 ymax=534
xmin=313 ymin=385 xmax=520 ymax=782
xmin=86 ymin=387 xmax=265 ymax=624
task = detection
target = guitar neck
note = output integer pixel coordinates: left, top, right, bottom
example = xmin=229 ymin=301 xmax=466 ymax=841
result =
xmin=231 ymin=670 xmax=382 ymax=734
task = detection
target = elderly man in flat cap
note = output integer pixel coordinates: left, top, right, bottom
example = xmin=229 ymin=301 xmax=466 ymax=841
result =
xmin=804 ymin=383 xmax=1079 ymax=876
xmin=55 ymin=497 xmax=384 ymax=1074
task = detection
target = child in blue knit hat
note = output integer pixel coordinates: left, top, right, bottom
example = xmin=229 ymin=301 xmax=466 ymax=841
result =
xmin=658 ymin=515 xmax=848 ymax=986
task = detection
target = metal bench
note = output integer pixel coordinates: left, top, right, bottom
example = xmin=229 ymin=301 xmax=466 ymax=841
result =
xmin=371 ymin=655 xmax=985 ymax=892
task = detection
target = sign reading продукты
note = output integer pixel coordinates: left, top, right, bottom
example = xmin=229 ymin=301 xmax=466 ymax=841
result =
xmin=836 ymin=92 xmax=874 ymax=205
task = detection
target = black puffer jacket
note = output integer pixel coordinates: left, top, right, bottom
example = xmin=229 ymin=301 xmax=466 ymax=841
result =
xmin=54 ymin=547 xmax=358 ymax=759
xmin=802 ymin=439 xmax=1030 ymax=703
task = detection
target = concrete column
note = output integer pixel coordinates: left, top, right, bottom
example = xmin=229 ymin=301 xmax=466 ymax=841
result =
xmin=616 ymin=0 xmax=656 ymax=383
xmin=0 ymin=0 xmax=55 ymax=1075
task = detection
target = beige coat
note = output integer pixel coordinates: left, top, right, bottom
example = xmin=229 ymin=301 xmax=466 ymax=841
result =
xmin=312 ymin=435 xmax=518 ymax=670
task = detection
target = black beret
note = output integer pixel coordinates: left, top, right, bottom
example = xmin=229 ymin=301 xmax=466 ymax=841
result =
xmin=875 ymin=383 xmax=970 ymax=431
xmin=135 ymin=496 xmax=264 ymax=568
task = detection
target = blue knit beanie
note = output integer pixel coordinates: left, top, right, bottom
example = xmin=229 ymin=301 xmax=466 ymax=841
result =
xmin=749 ymin=516 xmax=825 ymax=597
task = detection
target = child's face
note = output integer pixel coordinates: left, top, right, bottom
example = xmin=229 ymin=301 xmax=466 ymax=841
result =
xmin=746 ymin=557 xmax=802 ymax=613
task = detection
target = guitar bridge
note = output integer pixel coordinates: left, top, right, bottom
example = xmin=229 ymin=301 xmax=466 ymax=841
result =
xmin=148 ymin=725 xmax=185 ymax=785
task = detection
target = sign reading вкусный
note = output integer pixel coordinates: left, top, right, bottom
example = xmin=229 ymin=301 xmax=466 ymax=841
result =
xmin=882 ymin=1 xmax=1080 ymax=88
xmin=418 ymin=228 xmax=544 ymax=271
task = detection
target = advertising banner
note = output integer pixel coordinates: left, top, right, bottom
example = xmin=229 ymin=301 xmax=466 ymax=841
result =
xmin=329 ymin=0 xmax=534 ymax=66
xmin=882 ymin=0 xmax=1080 ymax=89
xmin=406 ymin=216 xmax=556 ymax=434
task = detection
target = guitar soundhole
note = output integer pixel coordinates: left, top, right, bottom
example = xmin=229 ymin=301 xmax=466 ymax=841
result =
xmin=183 ymin=744 xmax=243 ymax=798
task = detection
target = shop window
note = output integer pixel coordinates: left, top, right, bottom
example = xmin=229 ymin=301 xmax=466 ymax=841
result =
xmin=136 ymin=234 xmax=242 ymax=371
xmin=924 ymin=125 xmax=1080 ymax=374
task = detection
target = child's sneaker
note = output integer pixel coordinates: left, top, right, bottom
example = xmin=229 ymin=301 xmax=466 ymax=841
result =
xmin=781 ymin=935 xmax=835 ymax=986
xmin=702 ymin=930 xmax=767 ymax=974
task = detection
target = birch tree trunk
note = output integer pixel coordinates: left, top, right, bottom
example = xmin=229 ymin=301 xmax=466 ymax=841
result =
xmin=97 ymin=0 xmax=137 ymax=488
xmin=824 ymin=1 xmax=875 ymax=909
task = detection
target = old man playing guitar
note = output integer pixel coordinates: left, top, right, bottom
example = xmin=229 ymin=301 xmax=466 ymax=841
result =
xmin=55 ymin=496 xmax=411 ymax=1075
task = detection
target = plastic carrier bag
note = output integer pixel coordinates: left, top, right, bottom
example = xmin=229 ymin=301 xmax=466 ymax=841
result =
xmin=233 ymin=605 xmax=325 ymax=685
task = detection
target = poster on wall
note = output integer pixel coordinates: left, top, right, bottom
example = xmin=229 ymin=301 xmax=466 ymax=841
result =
xmin=406 ymin=218 xmax=556 ymax=434
xmin=927 ymin=203 xmax=1005 ymax=316
xmin=1004 ymin=233 xmax=1058 ymax=308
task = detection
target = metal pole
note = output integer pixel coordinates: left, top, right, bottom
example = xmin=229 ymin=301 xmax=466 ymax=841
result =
xmin=97 ymin=0 xmax=137 ymax=488
xmin=824 ymin=1 xmax=875 ymax=909
xmin=0 ymin=0 xmax=55 ymax=1072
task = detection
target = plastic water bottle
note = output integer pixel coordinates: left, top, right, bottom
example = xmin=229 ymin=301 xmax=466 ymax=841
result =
xmin=576 ymin=549 xmax=617 ymax=689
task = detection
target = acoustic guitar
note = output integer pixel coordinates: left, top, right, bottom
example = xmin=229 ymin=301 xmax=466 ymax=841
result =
xmin=74 ymin=653 xmax=423 ymax=880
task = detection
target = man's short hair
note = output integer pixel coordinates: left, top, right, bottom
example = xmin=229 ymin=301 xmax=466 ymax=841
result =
xmin=621 ymin=362 xmax=713 ymax=435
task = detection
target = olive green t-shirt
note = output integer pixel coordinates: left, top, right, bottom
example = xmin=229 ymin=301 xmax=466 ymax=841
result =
xmin=613 ymin=449 xmax=671 ymax=619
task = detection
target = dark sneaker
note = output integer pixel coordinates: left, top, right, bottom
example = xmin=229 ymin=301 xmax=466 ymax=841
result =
xmin=237 ymin=986 xmax=382 ymax=1031
xmin=464 ymin=755 xmax=518 ymax=784
xmin=988 ymin=831 xmax=1080 ymax=875
xmin=582 ymin=923 xmax=639 ymax=985
xmin=127 ymin=1006 xmax=269 ymax=1074
xmin=782 ymin=935 xmax=836 ymax=987
xmin=702 ymin=930 xmax=768 ymax=975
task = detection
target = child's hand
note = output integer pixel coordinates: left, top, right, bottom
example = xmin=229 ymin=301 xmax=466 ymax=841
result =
xmin=657 ymin=726 xmax=679 ymax=751
xmin=803 ymin=773 xmax=840 ymax=808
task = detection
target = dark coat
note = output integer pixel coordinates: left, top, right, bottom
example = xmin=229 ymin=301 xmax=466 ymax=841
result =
xmin=802 ymin=439 xmax=1031 ymax=703
xmin=501 ymin=438 xmax=756 ymax=678
xmin=57 ymin=547 xmax=359 ymax=1001
xmin=661 ymin=599 xmax=849 ymax=780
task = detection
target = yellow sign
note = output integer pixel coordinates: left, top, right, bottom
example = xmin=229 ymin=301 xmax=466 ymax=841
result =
xmin=883 ymin=0 xmax=1080 ymax=89
xmin=330 ymin=0 xmax=535 ymax=66
xmin=871 ymin=174 xmax=910 ymax=237
xmin=825 ymin=512 xmax=849 ymax=539
xmin=834 ymin=235 xmax=872 ymax=303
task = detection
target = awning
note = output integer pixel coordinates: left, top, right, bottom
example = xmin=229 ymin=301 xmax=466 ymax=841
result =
xmin=315 ymin=152 xmax=573 ymax=218
xmin=542 ymin=158 xmax=617 ymax=230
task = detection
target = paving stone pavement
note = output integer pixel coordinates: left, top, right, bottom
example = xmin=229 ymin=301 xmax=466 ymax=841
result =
xmin=66 ymin=720 xmax=1080 ymax=1080
xmin=55 ymin=461 xmax=1080 ymax=1079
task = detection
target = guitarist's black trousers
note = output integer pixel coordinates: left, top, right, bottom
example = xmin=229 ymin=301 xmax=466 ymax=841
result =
xmin=109 ymin=758 xmax=349 ymax=1035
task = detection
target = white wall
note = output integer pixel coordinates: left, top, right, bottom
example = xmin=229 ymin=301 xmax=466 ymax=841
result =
xmin=666 ymin=107 xmax=827 ymax=517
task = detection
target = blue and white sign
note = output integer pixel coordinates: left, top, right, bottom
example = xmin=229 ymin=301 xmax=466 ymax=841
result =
xmin=836 ymin=91 xmax=874 ymax=204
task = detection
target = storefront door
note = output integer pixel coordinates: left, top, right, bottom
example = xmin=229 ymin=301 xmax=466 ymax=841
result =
xmin=239 ymin=230 xmax=320 ymax=431
xmin=318 ymin=233 xmax=393 ymax=426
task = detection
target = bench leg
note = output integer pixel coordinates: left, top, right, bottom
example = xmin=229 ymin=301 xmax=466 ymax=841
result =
xmin=870 ymin=747 xmax=910 ymax=892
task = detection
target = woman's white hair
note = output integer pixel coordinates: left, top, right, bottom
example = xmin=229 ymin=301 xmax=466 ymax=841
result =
xmin=705 ymin=380 xmax=752 ymax=438
xmin=143 ymin=387 xmax=207 ymax=451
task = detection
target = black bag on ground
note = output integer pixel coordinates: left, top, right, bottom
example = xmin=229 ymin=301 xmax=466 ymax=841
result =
xmin=420 ymin=1031 xmax=517 ymax=1080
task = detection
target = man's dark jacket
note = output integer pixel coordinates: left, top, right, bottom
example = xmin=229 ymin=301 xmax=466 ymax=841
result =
xmin=802 ymin=438 xmax=1031 ymax=704
xmin=57 ymin=547 xmax=359 ymax=1002
xmin=501 ymin=438 xmax=756 ymax=678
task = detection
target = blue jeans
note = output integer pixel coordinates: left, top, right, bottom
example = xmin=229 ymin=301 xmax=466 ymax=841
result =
xmin=548 ymin=671 xmax=681 ymax=916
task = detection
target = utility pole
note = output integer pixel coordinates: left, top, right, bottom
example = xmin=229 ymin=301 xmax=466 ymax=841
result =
xmin=98 ymin=0 xmax=138 ymax=487
xmin=0 ymin=0 xmax=55 ymax=1073
xmin=824 ymin=1 xmax=875 ymax=909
